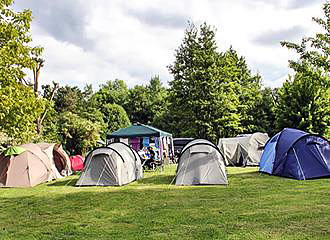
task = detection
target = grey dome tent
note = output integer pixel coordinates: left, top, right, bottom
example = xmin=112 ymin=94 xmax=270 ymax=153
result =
xmin=218 ymin=132 xmax=269 ymax=166
xmin=76 ymin=142 xmax=143 ymax=186
xmin=175 ymin=139 xmax=228 ymax=185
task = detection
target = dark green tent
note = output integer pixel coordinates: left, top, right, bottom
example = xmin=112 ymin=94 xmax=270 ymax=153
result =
xmin=107 ymin=123 xmax=172 ymax=138
xmin=106 ymin=123 xmax=173 ymax=163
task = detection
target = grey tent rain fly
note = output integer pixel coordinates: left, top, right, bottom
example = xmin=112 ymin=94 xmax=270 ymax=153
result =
xmin=76 ymin=142 xmax=143 ymax=186
xmin=175 ymin=139 xmax=228 ymax=185
xmin=218 ymin=132 xmax=269 ymax=166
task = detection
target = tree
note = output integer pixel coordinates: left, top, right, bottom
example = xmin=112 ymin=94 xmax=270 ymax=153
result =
xmin=0 ymin=0 xmax=42 ymax=86
xmin=101 ymin=103 xmax=131 ymax=136
xmin=126 ymin=85 xmax=151 ymax=124
xmin=151 ymin=100 xmax=180 ymax=136
xmin=276 ymin=65 xmax=329 ymax=137
xmin=82 ymin=84 xmax=93 ymax=101
xmin=91 ymin=80 xmax=132 ymax=136
xmin=278 ymin=2 xmax=330 ymax=138
xmin=0 ymin=0 xmax=46 ymax=145
xmin=57 ymin=112 xmax=102 ymax=155
xmin=124 ymin=76 xmax=169 ymax=126
xmin=93 ymin=79 xmax=129 ymax=108
xmin=35 ymin=81 xmax=58 ymax=135
xmin=220 ymin=48 xmax=263 ymax=133
xmin=31 ymin=48 xmax=45 ymax=95
xmin=79 ymin=85 xmax=105 ymax=133
xmin=168 ymin=22 xmax=261 ymax=141
xmin=0 ymin=83 xmax=45 ymax=144
xmin=251 ymin=88 xmax=277 ymax=135
xmin=147 ymin=76 xmax=168 ymax=117
xmin=52 ymin=86 xmax=84 ymax=113
xmin=150 ymin=78 xmax=171 ymax=130
xmin=281 ymin=3 xmax=330 ymax=73
xmin=39 ymin=83 xmax=106 ymax=152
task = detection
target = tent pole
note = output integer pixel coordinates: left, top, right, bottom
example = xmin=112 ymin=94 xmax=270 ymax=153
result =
xmin=96 ymin=164 xmax=107 ymax=186
xmin=293 ymin=147 xmax=306 ymax=180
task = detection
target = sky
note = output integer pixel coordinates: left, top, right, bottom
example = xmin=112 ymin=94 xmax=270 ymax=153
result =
xmin=13 ymin=0 xmax=325 ymax=90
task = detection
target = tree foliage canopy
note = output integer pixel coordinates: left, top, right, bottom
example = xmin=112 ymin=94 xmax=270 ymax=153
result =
xmin=0 ymin=83 xmax=45 ymax=144
xmin=93 ymin=79 xmax=129 ymax=107
xmin=0 ymin=0 xmax=46 ymax=146
xmin=0 ymin=0 xmax=43 ymax=86
xmin=281 ymin=3 xmax=330 ymax=73
xmin=167 ymin=23 xmax=263 ymax=142
xmin=56 ymin=112 xmax=102 ymax=155
xmin=102 ymin=103 xmax=131 ymax=135
xmin=276 ymin=65 xmax=330 ymax=137
xmin=278 ymin=2 xmax=330 ymax=138
xmin=1 ymin=0 xmax=329 ymax=152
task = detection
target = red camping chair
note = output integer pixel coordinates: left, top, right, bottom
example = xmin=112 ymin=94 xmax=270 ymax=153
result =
xmin=70 ymin=155 xmax=84 ymax=171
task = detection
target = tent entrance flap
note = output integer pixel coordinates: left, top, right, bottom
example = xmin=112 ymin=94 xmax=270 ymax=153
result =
xmin=90 ymin=153 xmax=117 ymax=186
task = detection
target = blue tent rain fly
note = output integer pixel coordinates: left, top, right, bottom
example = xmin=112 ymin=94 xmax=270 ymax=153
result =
xmin=259 ymin=128 xmax=330 ymax=180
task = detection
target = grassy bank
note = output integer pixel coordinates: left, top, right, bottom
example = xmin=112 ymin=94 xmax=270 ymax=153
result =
xmin=0 ymin=166 xmax=329 ymax=239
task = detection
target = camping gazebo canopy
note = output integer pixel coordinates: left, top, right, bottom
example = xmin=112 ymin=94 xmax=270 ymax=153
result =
xmin=107 ymin=123 xmax=172 ymax=139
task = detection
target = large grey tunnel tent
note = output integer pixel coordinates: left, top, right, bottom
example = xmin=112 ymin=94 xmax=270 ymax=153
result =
xmin=76 ymin=142 xmax=143 ymax=186
xmin=175 ymin=139 xmax=228 ymax=185
xmin=218 ymin=132 xmax=269 ymax=166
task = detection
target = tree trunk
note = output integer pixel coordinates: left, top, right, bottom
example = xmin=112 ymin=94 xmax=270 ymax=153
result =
xmin=33 ymin=62 xmax=43 ymax=96
xmin=36 ymin=82 xmax=59 ymax=134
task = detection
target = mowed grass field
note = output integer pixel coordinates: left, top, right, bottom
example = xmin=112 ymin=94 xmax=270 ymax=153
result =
xmin=1 ymin=166 xmax=330 ymax=240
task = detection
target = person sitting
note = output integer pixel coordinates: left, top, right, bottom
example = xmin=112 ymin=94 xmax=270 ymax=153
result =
xmin=148 ymin=146 xmax=155 ymax=161
xmin=143 ymin=146 xmax=156 ymax=170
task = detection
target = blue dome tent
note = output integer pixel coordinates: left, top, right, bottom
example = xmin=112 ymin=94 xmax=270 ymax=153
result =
xmin=260 ymin=128 xmax=330 ymax=180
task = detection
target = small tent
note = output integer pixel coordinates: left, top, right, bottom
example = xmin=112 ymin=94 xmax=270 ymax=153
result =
xmin=53 ymin=144 xmax=72 ymax=176
xmin=37 ymin=143 xmax=72 ymax=177
xmin=218 ymin=132 xmax=269 ymax=166
xmin=175 ymin=139 xmax=227 ymax=185
xmin=37 ymin=143 xmax=63 ymax=179
xmin=70 ymin=155 xmax=84 ymax=171
xmin=259 ymin=128 xmax=330 ymax=180
xmin=0 ymin=144 xmax=55 ymax=187
xmin=76 ymin=142 xmax=143 ymax=186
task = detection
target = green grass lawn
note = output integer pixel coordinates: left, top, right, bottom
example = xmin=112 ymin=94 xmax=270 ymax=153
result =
xmin=1 ymin=166 xmax=330 ymax=240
